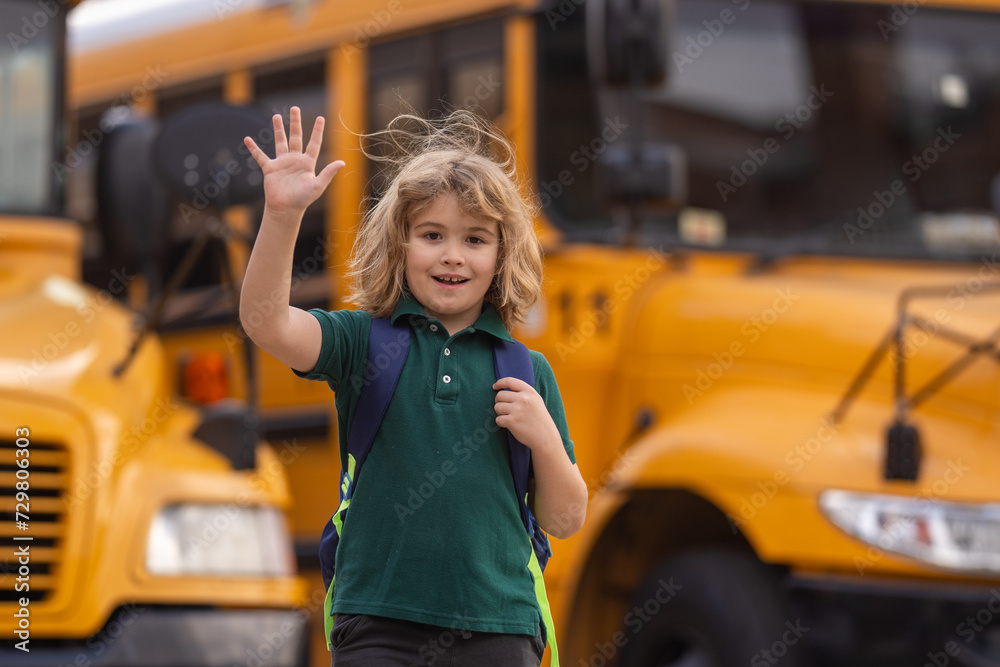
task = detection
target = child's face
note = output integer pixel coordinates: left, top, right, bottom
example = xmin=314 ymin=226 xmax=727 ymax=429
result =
xmin=405 ymin=193 xmax=500 ymax=334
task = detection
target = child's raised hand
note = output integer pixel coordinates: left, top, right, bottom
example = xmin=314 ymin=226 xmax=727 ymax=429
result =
xmin=244 ymin=106 xmax=345 ymax=221
xmin=493 ymin=377 xmax=561 ymax=451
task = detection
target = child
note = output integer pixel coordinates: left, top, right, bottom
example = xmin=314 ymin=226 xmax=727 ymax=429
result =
xmin=240 ymin=106 xmax=587 ymax=666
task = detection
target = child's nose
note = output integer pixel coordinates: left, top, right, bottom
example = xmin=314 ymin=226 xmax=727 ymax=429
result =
xmin=440 ymin=240 xmax=465 ymax=265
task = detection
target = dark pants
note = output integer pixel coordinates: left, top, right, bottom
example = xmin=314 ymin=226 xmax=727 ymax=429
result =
xmin=329 ymin=613 xmax=545 ymax=667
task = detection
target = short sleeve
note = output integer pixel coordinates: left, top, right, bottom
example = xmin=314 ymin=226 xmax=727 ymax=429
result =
xmin=529 ymin=350 xmax=576 ymax=465
xmin=291 ymin=308 xmax=371 ymax=393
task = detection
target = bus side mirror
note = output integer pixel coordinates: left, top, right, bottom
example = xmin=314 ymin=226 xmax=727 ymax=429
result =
xmin=597 ymin=142 xmax=687 ymax=211
xmin=152 ymin=102 xmax=273 ymax=208
xmin=96 ymin=113 xmax=171 ymax=272
xmin=587 ymin=0 xmax=672 ymax=87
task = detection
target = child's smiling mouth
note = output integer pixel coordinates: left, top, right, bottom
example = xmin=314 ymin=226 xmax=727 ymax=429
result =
xmin=433 ymin=275 xmax=470 ymax=286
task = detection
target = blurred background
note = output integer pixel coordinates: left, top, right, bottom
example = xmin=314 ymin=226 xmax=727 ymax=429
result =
xmin=4 ymin=0 xmax=1000 ymax=665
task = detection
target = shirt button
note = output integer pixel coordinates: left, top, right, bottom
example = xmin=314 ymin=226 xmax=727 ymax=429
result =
xmin=444 ymin=348 xmax=451 ymax=356
xmin=442 ymin=375 xmax=451 ymax=383
xmin=429 ymin=324 xmax=438 ymax=332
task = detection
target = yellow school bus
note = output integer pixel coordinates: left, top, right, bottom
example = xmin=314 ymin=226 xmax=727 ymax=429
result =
xmin=1 ymin=1 xmax=307 ymax=665
xmin=67 ymin=0 xmax=1000 ymax=665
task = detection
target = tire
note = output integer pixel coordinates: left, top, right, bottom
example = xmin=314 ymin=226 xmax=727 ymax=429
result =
xmin=617 ymin=548 xmax=809 ymax=667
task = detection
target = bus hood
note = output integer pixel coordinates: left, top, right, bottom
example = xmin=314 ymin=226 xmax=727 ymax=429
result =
xmin=0 ymin=272 xmax=165 ymax=412
xmin=627 ymin=254 xmax=1000 ymax=495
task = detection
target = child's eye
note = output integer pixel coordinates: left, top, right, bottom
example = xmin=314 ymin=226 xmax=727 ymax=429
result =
xmin=468 ymin=236 xmax=484 ymax=244
xmin=424 ymin=232 xmax=441 ymax=240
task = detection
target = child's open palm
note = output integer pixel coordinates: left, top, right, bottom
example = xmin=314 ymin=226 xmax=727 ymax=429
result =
xmin=244 ymin=106 xmax=344 ymax=218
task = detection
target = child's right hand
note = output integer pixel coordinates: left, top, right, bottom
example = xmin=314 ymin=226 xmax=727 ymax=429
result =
xmin=244 ymin=106 xmax=345 ymax=222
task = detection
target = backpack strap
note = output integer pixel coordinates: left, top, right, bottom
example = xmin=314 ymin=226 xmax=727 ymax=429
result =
xmin=493 ymin=339 xmax=559 ymax=667
xmin=345 ymin=316 xmax=410 ymax=487
xmin=321 ymin=315 xmax=409 ymax=649
xmin=492 ymin=339 xmax=552 ymax=569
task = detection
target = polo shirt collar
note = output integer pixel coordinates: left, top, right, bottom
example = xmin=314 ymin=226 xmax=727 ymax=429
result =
xmin=390 ymin=293 xmax=513 ymax=342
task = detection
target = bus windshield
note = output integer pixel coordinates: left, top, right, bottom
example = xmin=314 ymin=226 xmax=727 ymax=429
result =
xmin=0 ymin=0 xmax=60 ymax=216
xmin=537 ymin=0 xmax=1000 ymax=258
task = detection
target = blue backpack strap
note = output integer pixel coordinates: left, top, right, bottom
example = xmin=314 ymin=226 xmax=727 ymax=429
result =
xmin=320 ymin=315 xmax=410 ymax=649
xmin=494 ymin=338 xmax=560 ymax=666
xmin=493 ymin=339 xmax=552 ymax=568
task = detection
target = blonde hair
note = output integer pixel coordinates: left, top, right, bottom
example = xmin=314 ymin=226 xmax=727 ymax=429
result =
xmin=342 ymin=109 xmax=543 ymax=331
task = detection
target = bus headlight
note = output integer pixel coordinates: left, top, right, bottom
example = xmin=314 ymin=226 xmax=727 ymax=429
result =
xmin=819 ymin=490 xmax=1000 ymax=574
xmin=146 ymin=504 xmax=294 ymax=576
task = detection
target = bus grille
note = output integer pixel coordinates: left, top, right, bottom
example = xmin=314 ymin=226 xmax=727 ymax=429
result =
xmin=0 ymin=439 xmax=69 ymax=603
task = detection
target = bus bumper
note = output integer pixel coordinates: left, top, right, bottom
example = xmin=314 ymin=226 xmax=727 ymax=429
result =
xmin=0 ymin=608 xmax=307 ymax=667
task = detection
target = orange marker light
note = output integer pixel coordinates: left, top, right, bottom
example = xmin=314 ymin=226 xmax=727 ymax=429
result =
xmin=182 ymin=352 xmax=228 ymax=404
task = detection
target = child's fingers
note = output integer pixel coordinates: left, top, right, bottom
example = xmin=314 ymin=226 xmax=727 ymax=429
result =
xmin=493 ymin=377 xmax=530 ymax=392
xmin=289 ymin=106 xmax=303 ymax=153
xmin=305 ymin=116 xmax=325 ymax=160
xmin=494 ymin=389 xmax=518 ymax=403
xmin=243 ymin=136 xmax=269 ymax=167
xmin=316 ymin=160 xmax=346 ymax=190
xmin=273 ymin=113 xmax=288 ymax=155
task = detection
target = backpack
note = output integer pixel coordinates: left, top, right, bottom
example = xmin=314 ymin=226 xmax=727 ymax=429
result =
xmin=319 ymin=316 xmax=559 ymax=665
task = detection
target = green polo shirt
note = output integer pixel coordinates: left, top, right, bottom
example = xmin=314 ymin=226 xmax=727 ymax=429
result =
xmin=293 ymin=295 xmax=575 ymax=636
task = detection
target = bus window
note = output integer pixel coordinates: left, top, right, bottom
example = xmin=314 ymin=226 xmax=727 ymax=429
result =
xmin=253 ymin=56 xmax=328 ymax=278
xmin=0 ymin=0 xmax=60 ymax=216
xmin=369 ymin=33 xmax=431 ymax=132
xmin=367 ymin=17 xmax=504 ymax=193
xmin=441 ymin=18 xmax=504 ymax=120
xmin=537 ymin=0 xmax=1000 ymax=258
